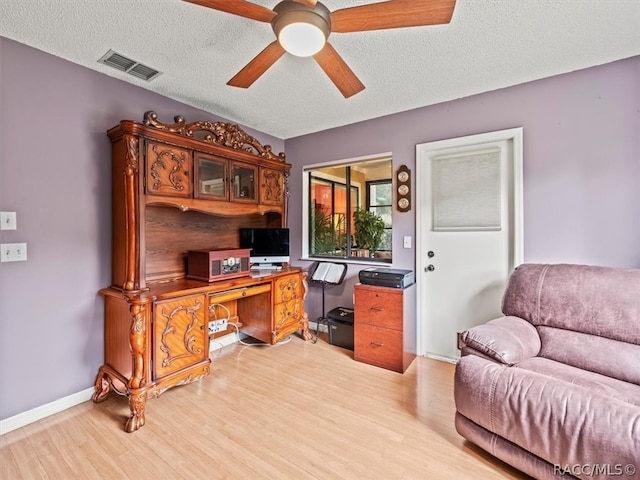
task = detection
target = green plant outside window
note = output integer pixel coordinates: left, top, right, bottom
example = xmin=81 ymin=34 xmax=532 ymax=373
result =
xmin=307 ymin=157 xmax=392 ymax=261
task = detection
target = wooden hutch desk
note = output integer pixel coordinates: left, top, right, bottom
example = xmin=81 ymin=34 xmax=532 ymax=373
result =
xmin=92 ymin=112 xmax=311 ymax=432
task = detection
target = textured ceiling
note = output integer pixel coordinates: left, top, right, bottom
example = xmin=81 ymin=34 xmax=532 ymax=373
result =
xmin=1 ymin=0 xmax=639 ymax=139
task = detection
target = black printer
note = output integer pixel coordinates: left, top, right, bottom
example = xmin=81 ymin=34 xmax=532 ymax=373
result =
xmin=358 ymin=267 xmax=415 ymax=289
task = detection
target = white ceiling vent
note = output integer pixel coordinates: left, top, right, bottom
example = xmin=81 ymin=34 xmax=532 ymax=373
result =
xmin=98 ymin=50 xmax=162 ymax=82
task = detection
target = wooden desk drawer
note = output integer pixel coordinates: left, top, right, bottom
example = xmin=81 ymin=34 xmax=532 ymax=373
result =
xmin=274 ymin=274 xmax=301 ymax=303
xmin=354 ymin=324 xmax=403 ymax=372
xmin=208 ymin=283 xmax=271 ymax=304
xmin=274 ymin=299 xmax=301 ymax=329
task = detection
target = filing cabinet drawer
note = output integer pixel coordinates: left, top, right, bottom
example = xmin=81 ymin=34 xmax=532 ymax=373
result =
xmin=354 ymin=285 xmax=403 ymax=330
xmin=354 ymin=324 xmax=403 ymax=372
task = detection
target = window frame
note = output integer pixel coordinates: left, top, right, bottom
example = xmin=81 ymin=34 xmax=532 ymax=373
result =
xmin=366 ymin=179 xmax=393 ymax=253
xmin=308 ymin=174 xmax=360 ymax=257
xmin=302 ymin=153 xmax=393 ymax=264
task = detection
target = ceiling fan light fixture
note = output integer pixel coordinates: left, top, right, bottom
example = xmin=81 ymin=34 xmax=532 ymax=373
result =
xmin=278 ymin=22 xmax=325 ymax=57
xmin=272 ymin=1 xmax=331 ymax=57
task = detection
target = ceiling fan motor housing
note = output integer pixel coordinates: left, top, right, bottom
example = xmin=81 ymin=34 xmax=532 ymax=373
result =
xmin=271 ymin=1 xmax=332 ymax=43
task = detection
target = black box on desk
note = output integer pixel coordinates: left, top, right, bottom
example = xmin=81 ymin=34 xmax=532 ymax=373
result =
xmin=327 ymin=307 xmax=354 ymax=351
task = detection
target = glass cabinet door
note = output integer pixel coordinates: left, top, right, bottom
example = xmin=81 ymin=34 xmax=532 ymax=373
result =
xmin=195 ymin=155 xmax=227 ymax=200
xmin=230 ymin=162 xmax=258 ymax=203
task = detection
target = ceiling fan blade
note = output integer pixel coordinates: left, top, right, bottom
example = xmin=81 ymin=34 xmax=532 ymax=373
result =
xmin=227 ymin=41 xmax=286 ymax=88
xmin=331 ymin=0 xmax=456 ymax=33
xmin=313 ymin=43 xmax=365 ymax=98
xmin=292 ymin=0 xmax=318 ymax=6
xmin=183 ymin=0 xmax=276 ymax=23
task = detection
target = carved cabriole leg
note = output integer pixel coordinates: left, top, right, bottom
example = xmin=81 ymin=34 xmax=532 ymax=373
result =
xmin=299 ymin=311 xmax=312 ymax=341
xmin=125 ymin=389 xmax=147 ymax=433
xmin=299 ymin=271 xmax=313 ymax=341
xmin=91 ymin=367 xmax=112 ymax=403
xmin=126 ymin=302 xmax=149 ymax=431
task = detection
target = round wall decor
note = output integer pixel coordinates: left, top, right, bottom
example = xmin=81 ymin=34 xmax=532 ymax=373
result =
xmin=396 ymin=165 xmax=411 ymax=212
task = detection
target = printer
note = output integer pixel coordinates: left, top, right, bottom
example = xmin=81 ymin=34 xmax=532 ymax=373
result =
xmin=358 ymin=267 xmax=415 ymax=289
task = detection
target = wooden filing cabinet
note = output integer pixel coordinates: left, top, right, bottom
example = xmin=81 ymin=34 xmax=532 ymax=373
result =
xmin=354 ymin=283 xmax=416 ymax=373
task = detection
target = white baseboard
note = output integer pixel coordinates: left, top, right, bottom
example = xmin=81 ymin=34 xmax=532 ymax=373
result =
xmin=308 ymin=320 xmax=328 ymax=334
xmin=209 ymin=331 xmax=244 ymax=352
xmin=423 ymin=352 xmax=459 ymax=364
xmin=0 ymin=387 xmax=95 ymax=435
xmin=1 ymin=335 xmax=242 ymax=436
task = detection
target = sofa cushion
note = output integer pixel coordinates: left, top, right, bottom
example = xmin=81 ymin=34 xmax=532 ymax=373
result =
xmin=502 ymin=264 xmax=640 ymax=345
xmin=454 ymin=355 xmax=640 ymax=471
xmin=515 ymin=356 xmax=640 ymax=408
xmin=536 ymin=326 xmax=640 ymax=385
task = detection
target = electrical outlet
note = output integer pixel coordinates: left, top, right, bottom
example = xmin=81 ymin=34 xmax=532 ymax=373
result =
xmin=1 ymin=243 xmax=27 ymax=262
xmin=0 ymin=212 xmax=17 ymax=230
xmin=208 ymin=319 xmax=228 ymax=334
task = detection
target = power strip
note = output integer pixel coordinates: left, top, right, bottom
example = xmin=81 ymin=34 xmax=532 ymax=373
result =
xmin=208 ymin=319 xmax=228 ymax=334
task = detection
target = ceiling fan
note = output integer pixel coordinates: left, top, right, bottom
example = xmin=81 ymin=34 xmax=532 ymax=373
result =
xmin=184 ymin=0 xmax=456 ymax=98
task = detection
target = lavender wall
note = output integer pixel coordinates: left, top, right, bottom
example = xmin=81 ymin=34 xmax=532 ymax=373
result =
xmin=0 ymin=37 xmax=284 ymax=420
xmin=1 ymin=35 xmax=638 ymax=421
xmin=285 ymin=56 xmax=640 ymax=321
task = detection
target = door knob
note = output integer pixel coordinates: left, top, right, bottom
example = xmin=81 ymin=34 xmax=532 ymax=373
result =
xmin=427 ymin=251 xmax=435 ymax=258
xmin=426 ymin=265 xmax=435 ymax=272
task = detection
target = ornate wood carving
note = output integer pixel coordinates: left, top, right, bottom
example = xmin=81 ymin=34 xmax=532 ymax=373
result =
xmin=149 ymin=144 xmax=187 ymax=192
xmin=129 ymin=303 xmax=147 ymax=390
xmin=159 ymin=301 xmax=203 ymax=367
xmin=141 ymin=112 xmax=186 ymax=133
xmin=123 ymin=134 xmax=140 ymax=291
xmin=91 ymin=370 xmax=112 ymax=403
xmin=276 ymin=301 xmax=300 ymax=327
xmin=125 ymin=389 xmax=147 ymax=433
xmin=262 ymin=170 xmax=283 ymax=203
xmin=143 ymin=111 xmax=285 ymax=162
xmin=299 ymin=271 xmax=313 ymax=341
xmin=278 ymin=277 xmax=298 ymax=303
xmin=283 ymin=170 xmax=290 ymax=228
xmin=151 ymin=371 xmax=210 ymax=398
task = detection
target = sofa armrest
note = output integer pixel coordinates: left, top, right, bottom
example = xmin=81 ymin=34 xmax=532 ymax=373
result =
xmin=460 ymin=316 xmax=541 ymax=365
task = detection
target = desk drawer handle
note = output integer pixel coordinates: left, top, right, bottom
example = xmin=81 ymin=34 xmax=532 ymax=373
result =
xmin=370 ymin=307 xmax=384 ymax=312
xmin=370 ymin=342 xmax=384 ymax=347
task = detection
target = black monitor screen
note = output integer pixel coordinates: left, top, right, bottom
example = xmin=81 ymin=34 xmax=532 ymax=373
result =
xmin=239 ymin=228 xmax=290 ymax=257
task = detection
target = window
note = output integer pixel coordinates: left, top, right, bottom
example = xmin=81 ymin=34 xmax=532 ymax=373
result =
xmin=304 ymin=155 xmax=392 ymax=262
xmin=367 ymin=180 xmax=392 ymax=252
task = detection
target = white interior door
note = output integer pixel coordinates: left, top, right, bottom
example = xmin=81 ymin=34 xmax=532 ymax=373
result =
xmin=415 ymin=128 xmax=523 ymax=360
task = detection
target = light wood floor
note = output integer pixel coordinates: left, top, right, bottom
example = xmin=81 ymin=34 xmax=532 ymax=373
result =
xmin=1 ymin=335 xmax=530 ymax=479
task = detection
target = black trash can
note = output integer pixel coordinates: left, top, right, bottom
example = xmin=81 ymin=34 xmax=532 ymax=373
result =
xmin=326 ymin=307 xmax=354 ymax=350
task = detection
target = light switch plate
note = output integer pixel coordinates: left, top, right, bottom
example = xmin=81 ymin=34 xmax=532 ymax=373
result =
xmin=1 ymin=243 xmax=27 ymax=262
xmin=0 ymin=212 xmax=17 ymax=230
xmin=403 ymin=236 xmax=412 ymax=248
